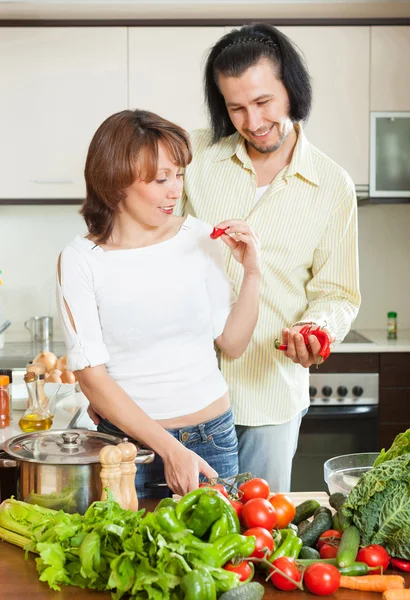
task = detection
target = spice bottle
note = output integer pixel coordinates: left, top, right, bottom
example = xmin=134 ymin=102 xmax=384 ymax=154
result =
xmin=0 ymin=369 xmax=12 ymax=422
xmin=387 ymin=311 xmax=398 ymax=340
xmin=18 ymin=372 xmax=53 ymax=432
xmin=0 ymin=375 xmax=11 ymax=429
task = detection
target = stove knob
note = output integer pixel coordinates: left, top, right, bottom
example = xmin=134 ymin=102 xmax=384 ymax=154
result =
xmin=309 ymin=386 xmax=317 ymax=397
xmin=322 ymin=396 xmax=330 ymax=402
xmin=322 ymin=386 xmax=332 ymax=397
xmin=337 ymin=386 xmax=348 ymax=397
xmin=337 ymin=397 xmax=344 ymax=402
xmin=352 ymin=386 xmax=364 ymax=397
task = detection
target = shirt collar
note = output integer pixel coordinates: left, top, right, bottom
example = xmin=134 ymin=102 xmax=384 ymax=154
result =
xmin=213 ymin=124 xmax=320 ymax=187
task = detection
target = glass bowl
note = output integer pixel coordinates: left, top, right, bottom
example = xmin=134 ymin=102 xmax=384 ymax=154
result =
xmin=324 ymin=452 xmax=379 ymax=495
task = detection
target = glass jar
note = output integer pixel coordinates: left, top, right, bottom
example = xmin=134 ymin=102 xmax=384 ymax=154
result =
xmin=0 ymin=374 xmax=11 ymax=428
xmin=0 ymin=368 xmax=12 ymax=422
xmin=387 ymin=311 xmax=398 ymax=340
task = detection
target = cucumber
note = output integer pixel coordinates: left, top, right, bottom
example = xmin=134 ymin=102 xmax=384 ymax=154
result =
xmin=292 ymin=500 xmax=320 ymax=525
xmin=299 ymin=546 xmax=320 ymax=560
xmin=219 ymin=582 xmax=265 ymax=600
xmin=299 ymin=511 xmax=333 ymax=548
xmin=332 ymin=512 xmax=341 ymax=531
xmin=329 ymin=492 xmax=352 ymax=531
xmin=313 ymin=506 xmax=332 ymax=518
xmin=297 ymin=520 xmax=311 ymax=536
xmin=336 ymin=525 xmax=360 ymax=568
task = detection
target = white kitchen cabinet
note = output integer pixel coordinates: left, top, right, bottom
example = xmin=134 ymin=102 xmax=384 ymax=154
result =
xmin=371 ymin=26 xmax=410 ymax=111
xmin=0 ymin=28 xmax=127 ymax=199
xmin=278 ymin=27 xmax=370 ymax=185
xmin=128 ymin=27 xmax=224 ymax=132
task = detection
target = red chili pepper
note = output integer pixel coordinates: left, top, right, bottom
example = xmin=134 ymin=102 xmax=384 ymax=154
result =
xmin=210 ymin=227 xmax=228 ymax=240
xmin=390 ymin=558 xmax=410 ymax=572
xmin=274 ymin=340 xmax=287 ymax=351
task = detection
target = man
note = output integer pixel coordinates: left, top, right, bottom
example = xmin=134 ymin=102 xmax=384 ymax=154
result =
xmin=178 ymin=23 xmax=361 ymax=492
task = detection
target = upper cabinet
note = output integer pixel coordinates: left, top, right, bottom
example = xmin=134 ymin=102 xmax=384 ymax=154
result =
xmin=280 ymin=26 xmax=370 ymax=185
xmin=128 ymin=27 xmax=224 ymax=132
xmin=371 ymin=26 xmax=410 ymax=111
xmin=0 ymin=28 xmax=127 ymax=200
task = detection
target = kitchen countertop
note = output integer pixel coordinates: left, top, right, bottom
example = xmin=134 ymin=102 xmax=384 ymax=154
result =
xmin=0 ymin=497 xmax=409 ymax=599
xmin=0 ymin=340 xmax=66 ymax=368
xmin=332 ymin=328 xmax=410 ymax=353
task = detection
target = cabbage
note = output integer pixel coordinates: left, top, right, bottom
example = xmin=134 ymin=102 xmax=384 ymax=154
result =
xmin=343 ymin=453 xmax=410 ymax=559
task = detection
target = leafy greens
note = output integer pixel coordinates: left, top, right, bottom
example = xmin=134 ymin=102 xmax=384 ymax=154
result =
xmin=343 ymin=453 xmax=410 ymax=559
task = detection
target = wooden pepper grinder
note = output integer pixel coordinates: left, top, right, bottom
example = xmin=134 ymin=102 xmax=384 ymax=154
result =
xmin=99 ymin=445 xmax=123 ymax=505
xmin=117 ymin=438 xmax=139 ymax=511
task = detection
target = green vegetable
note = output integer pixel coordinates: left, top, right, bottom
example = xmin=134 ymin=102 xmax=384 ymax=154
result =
xmin=218 ymin=581 xmax=265 ymax=600
xmin=292 ymin=499 xmax=320 ymax=525
xmin=329 ymin=492 xmax=351 ymax=531
xmin=213 ymin=533 xmax=256 ymax=567
xmin=297 ymin=520 xmax=310 ymax=536
xmin=332 ymin=512 xmax=341 ymax=531
xmin=180 ymin=567 xmax=217 ymax=599
xmin=187 ymin=491 xmax=222 ymax=538
xmin=299 ymin=511 xmax=333 ymax=548
xmin=268 ymin=529 xmax=297 ymax=562
xmin=296 ymin=558 xmax=372 ymax=576
xmin=313 ymin=506 xmax=332 ymax=518
xmin=374 ymin=428 xmax=410 ymax=466
xmin=24 ymin=482 xmax=78 ymax=513
xmin=0 ymin=491 xmax=244 ymax=599
xmin=208 ymin=513 xmax=229 ymax=543
xmin=343 ymin=453 xmax=410 ymax=559
xmin=154 ymin=497 xmax=178 ymax=511
xmin=299 ymin=546 xmax=320 ymax=560
xmin=336 ymin=525 xmax=360 ymax=568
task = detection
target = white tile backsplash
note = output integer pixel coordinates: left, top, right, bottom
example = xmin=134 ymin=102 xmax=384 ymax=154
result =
xmin=1 ymin=202 xmax=409 ymax=341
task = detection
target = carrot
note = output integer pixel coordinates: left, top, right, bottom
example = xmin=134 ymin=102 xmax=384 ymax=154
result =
xmin=339 ymin=575 xmax=405 ymax=593
xmin=382 ymin=591 xmax=410 ymax=600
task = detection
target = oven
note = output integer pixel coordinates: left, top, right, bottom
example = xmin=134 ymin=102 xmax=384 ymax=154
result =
xmin=291 ymin=331 xmax=379 ymax=492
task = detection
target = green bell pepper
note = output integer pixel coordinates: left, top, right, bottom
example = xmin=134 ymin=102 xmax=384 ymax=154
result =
xmin=213 ymin=533 xmax=256 ymax=567
xmin=268 ymin=529 xmax=298 ymax=563
xmin=155 ymin=497 xmax=178 ymax=511
xmin=208 ymin=513 xmax=229 ymax=543
xmin=180 ymin=567 xmax=216 ymax=600
xmin=155 ymin=506 xmax=187 ymax=534
xmin=187 ymin=491 xmax=223 ymax=538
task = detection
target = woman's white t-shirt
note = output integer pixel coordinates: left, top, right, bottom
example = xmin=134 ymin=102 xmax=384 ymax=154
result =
xmin=57 ymin=215 xmax=236 ymax=420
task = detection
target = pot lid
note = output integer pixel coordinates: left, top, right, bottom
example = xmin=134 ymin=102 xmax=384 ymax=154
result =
xmin=4 ymin=429 xmax=124 ymax=464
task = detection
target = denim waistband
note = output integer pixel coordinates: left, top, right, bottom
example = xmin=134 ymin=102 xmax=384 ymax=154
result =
xmin=99 ymin=408 xmax=234 ymax=445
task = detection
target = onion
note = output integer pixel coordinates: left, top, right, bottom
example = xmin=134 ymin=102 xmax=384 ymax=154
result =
xmin=47 ymin=373 xmax=63 ymax=383
xmin=48 ymin=369 xmax=62 ymax=377
xmin=27 ymin=362 xmax=47 ymax=375
xmin=32 ymin=351 xmax=58 ymax=373
xmin=61 ymin=370 xmax=76 ymax=384
xmin=56 ymin=355 xmax=67 ymax=372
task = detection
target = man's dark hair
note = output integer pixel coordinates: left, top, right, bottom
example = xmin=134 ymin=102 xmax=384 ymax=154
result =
xmin=204 ymin=23 xmax=312 ymax=142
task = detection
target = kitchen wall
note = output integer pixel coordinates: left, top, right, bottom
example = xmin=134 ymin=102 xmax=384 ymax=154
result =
xmin=1 ymin=201 xmax=410 ymax=341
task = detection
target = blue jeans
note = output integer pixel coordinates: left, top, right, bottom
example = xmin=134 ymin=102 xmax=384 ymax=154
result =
xmin=97 ymin=408 xmax=238 ymax=499
xmin=236 ymin=408 xmax=307 ymax=493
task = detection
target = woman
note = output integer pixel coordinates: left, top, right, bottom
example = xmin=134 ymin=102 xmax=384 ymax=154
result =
xmin=57 ymin=109 xmax=261 ymax=498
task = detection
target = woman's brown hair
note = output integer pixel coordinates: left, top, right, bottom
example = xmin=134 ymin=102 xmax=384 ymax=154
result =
xmin=81 ymin=109 xmax=192 ymax=243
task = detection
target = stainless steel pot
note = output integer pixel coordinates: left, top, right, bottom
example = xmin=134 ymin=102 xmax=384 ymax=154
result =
xmin=0 ymin=429 xmax=154 ymax=514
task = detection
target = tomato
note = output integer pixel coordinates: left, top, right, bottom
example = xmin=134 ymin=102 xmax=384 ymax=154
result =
xmin=304 ymin=563 xmax=341 ymax=596
xmin=356 ymin=544 xmax=390 ymax=574
xmin=268 ymin=494 xmax=296 ymax=529
xmin=319 ymin=543 xmax=339 ymax=559
xmin=224 ymin=560 xmax=253 ymax=582
xmin=199 ymin=483 xmax=228 ymax=498
xmin=317 ymin=529 xmax=343 ymax=550
xmin=244 ymin=527 xmax=274 ymax=559
xmin=242 ymin=498 xmax=277 ymax=530
xmin=229 ymin=499 xmax=244 ymax=522
xmin=269 ymin=557 xmax=302 ymax=591
xmin=238 ymin=478 xmax=270 ymax=503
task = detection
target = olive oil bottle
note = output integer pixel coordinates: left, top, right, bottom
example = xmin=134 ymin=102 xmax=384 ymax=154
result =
xmin=19 ymin=372 xmax=53 ymax=432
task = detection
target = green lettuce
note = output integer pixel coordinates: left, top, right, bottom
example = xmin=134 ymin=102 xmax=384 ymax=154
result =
xmin=343 ymin=453 xmax=410 ymax=559
xmin=374 ymin=428 xmax=410 ymax=467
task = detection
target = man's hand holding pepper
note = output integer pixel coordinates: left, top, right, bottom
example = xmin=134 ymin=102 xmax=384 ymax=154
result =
xmin=281 ymin=325 xmax=335 ymax=368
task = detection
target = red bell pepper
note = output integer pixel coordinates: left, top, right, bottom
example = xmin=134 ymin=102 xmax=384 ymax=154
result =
xmin=274 ymin=323 xmax=332 ymax=362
